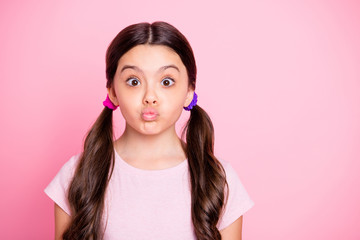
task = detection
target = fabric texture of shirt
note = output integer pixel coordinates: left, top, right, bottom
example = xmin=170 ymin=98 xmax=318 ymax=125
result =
xmin=44 ymin=149 xmax=254 ymax=239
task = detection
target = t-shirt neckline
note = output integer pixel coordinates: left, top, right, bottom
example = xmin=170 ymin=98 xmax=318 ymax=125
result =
xmin=114 ymin=148 xmax=188 ymax=176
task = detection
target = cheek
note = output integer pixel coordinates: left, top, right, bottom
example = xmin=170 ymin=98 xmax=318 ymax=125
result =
xmin=116 ymin=86 xmax=142 ymax=104
xmin=161 ymin=91 xmax=187 ymax=116
xmin=117 ymin=93 xmax=141 ymax=118
xmin=118 ymin=103 xmax=134 ymax=121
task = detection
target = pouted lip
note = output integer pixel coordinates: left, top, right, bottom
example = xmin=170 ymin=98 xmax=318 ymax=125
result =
xmin=141 ymin=108 xmax=159 ymax=121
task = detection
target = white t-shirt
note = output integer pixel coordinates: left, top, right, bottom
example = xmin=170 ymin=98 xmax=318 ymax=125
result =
xmin=44 ymin=149 xmax=254 ymax=239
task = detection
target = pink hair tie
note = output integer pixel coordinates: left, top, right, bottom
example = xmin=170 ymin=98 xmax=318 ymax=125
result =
xmin=103 ymin=94 xmax=118 ymax=110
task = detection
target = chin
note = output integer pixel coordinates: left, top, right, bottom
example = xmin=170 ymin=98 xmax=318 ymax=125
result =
xmin=139 ymin=121 xmax=174 ymax=136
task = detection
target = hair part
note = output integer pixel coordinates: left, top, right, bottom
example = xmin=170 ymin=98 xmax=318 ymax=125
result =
xmin=64 ymin=21 xmax=227 ymax=240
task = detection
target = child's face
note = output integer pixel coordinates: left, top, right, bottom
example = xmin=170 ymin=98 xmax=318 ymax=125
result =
xmin=108 ymin=44 xmax=194 ymax=135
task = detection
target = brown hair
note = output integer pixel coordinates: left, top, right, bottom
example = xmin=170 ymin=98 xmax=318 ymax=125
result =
xmin=63 ymin=21 xmax=228 ymax=240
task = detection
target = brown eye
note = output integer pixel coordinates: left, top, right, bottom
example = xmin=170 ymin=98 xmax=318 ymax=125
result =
xmin=161 ymin=78 xmax=174 ymax=87
xmin=126 ymin=77 xmax=140 ymax=86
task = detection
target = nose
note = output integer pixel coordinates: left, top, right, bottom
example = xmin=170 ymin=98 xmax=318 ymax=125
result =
xmin=143 ymin=85 xmax=158 ymax=105
xmin=144 ymin=98 xmax=157 ymax=105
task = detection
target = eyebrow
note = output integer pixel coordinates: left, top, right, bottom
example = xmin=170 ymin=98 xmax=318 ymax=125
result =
xmin=120 ymin=64 xmax=180 ymax=73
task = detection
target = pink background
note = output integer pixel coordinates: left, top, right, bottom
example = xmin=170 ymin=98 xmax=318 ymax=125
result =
xmin=1 ymin=0 xmax=359 ymax=239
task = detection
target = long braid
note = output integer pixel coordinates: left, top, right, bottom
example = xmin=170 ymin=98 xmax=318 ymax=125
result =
xmin=184 ymin=105 xmax=228 ymax=240
xmin=63 ymin=107 xmax=115 ymax=239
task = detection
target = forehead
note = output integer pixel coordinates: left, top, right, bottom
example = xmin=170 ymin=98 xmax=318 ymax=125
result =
xmin=117 ymin=44 xmax=186 ymax=73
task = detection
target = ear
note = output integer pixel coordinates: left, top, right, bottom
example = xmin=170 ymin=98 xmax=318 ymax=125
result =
xmin=107 ymin=87 xmax=119 ymax=106
xmin=183 ymin=88 xmax=195 ymax=108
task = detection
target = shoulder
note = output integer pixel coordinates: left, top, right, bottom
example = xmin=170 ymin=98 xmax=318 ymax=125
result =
xmin=218 ymin=158 xmax=245 ymax=191
xmin=216 ymin=157 xmax=255 ymax=231
xmin=59 ymin=153 xmax=81 ymax=173
xmin=44 ymin=153 xmax=82 ymax=215
xmin=218 ymin=159 xmax=239 ymax=181
xmin=53 ymin=153 xmax=81 ymax=185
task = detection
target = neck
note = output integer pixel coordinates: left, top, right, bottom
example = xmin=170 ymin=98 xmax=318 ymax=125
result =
xmin=114 ymin=123 xmax=186 ymax=168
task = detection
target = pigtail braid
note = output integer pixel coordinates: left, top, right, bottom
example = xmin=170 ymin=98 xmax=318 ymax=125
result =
xmin=63 ymin=107 xmax=115 ymax=240
xmin=184 ymin=105 xmax=228 ymax=240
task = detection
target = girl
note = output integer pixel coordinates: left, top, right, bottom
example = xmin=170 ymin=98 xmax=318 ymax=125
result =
xmin=45 ymin=21 xmax=254 ymax=240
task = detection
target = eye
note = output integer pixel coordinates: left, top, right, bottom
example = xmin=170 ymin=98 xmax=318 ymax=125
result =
xmin=161 ymin=77 xmax=175 ymax=87
xmin=126 ymin=77 xmax=140 ymax=87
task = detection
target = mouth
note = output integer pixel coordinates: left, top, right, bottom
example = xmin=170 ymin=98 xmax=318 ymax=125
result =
xmin=141 ymin=108 xmax=159 ymax=121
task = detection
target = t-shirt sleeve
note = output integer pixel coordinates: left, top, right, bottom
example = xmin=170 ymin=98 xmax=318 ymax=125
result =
xmin=217 ymin=160 xmax=255 ymax=231
xmin=44 ymin=154 xmax=80 ymax=216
